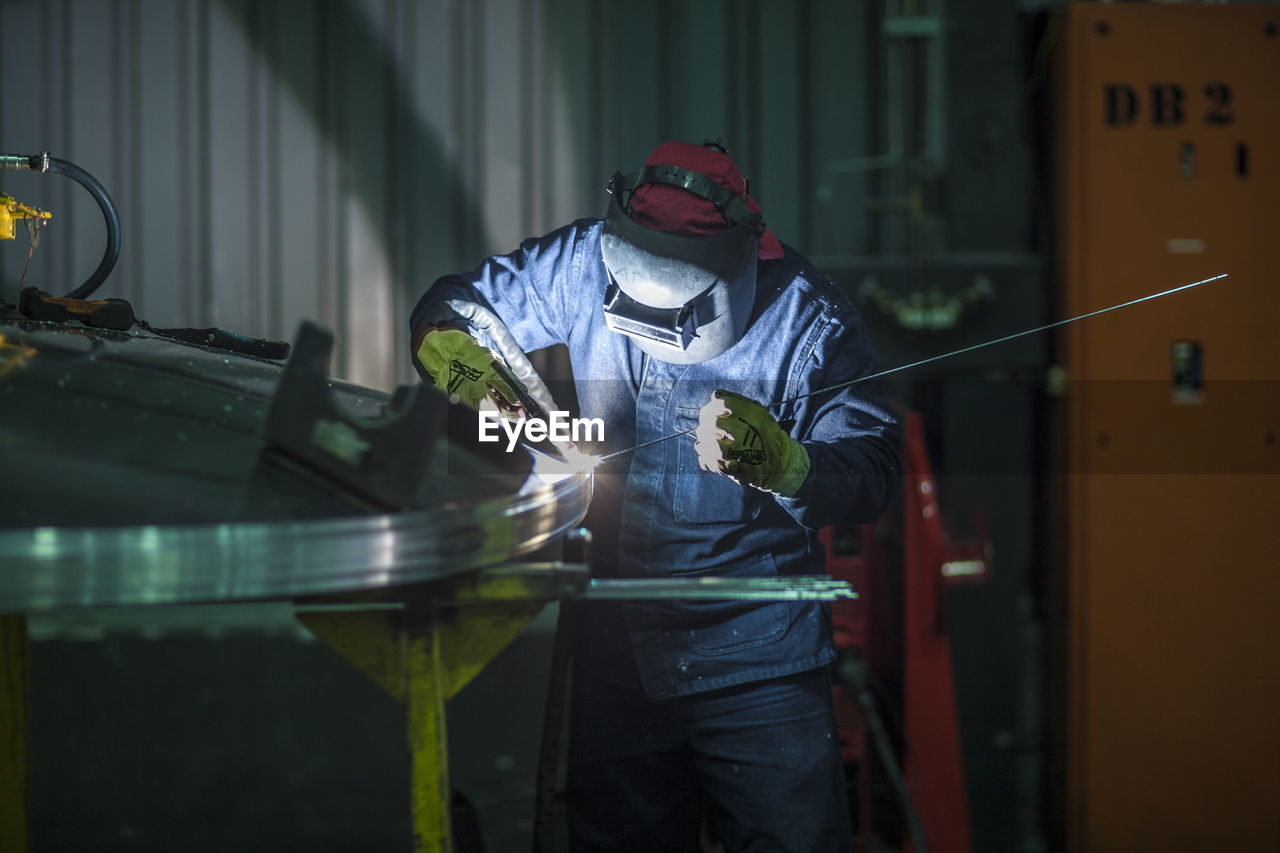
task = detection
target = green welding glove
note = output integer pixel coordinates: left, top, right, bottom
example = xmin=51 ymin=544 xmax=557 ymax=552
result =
xmin=414 ymin=328 xmax=520 ymax=411
xmin=694 ymin=389 xmax=811 ymax=497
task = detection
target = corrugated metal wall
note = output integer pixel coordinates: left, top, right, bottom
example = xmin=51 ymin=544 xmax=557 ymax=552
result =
xmin=0 ymin=0 xmax=904 ymax=391
xmin=2 ymin=2 xmax=1053 ymax=850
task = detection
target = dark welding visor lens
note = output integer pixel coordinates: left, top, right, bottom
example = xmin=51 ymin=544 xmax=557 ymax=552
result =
xmin=601 ymin=277 xmax=713 ymax=350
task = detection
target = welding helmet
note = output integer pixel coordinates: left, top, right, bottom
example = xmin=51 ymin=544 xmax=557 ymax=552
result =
xmin=600 ymin=141 xmax=780 ymax=364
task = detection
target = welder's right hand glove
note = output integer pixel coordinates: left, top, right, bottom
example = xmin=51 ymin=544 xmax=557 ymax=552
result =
xmin=414 ymin=328 xmax=519 ymax=411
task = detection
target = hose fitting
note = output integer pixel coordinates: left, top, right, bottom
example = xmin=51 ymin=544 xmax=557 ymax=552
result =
xmin=0 ymin=153 xmax=49 ymax=172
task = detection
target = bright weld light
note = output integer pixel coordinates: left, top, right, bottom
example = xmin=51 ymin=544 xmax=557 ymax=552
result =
xmin=562 ymin=445 xmax=603 ymax=473
xmin=530 ymin=445 xmax=602 ymax=482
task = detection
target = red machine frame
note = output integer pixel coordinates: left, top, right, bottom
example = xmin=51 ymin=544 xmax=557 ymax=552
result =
xmin=825 ymin=409 xmax=990 ymax=853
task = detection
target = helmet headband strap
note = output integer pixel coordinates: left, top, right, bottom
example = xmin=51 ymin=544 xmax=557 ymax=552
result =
xmin=608 ymin=166 xmax=765 ymax=237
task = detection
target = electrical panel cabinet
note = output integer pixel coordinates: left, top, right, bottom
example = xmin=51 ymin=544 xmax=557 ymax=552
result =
xmin=1052 ymin=4 xmax=1279 ymax=851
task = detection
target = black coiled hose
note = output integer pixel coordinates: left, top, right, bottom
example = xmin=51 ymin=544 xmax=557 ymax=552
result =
xmin=0 ymin=152 xmax=121 ymax=299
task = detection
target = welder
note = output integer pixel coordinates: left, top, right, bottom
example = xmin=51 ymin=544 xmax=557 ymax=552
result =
xmin=411 ymin=140 xmax=901 ymax=851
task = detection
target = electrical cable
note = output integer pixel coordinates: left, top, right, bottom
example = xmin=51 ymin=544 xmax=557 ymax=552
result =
xmin=595 ymin=272 xmax=1228 ymax=465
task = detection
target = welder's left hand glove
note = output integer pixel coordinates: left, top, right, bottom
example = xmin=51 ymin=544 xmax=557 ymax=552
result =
xmin=694 ymin=390 xmax=811 ymax=497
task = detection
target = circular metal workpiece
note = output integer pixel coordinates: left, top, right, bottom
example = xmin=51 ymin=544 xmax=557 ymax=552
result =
xmin=0 ymin=464 xmax=590 ymax=611
xmin=0 ymin=314 xmax=592 ymax=611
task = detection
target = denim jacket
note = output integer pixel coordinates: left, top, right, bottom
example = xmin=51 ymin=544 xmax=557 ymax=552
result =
xmin=411 ymin=219 xmax=901 ymax=699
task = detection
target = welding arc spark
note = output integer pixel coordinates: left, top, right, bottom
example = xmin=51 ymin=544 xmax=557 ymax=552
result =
xmin=593 ymin=272 xmax=1228 ymax=465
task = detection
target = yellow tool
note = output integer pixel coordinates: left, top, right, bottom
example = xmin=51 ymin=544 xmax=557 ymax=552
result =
xmin=0 ymin=194 xmax=51 ymax=241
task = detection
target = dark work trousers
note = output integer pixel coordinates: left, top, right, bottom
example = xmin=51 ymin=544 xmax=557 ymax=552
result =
xmin=565 ymin=663 xmax=852 ymax=852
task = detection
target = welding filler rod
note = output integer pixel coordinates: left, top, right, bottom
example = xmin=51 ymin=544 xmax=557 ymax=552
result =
xmin=595 ymin=272 xmax=1228 ymax=464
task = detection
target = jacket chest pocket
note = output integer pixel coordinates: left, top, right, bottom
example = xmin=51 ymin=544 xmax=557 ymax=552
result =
xmin=670 ymin=407 xmax=762 ymax=527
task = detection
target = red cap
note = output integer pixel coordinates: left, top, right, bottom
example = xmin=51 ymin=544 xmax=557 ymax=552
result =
xmin=627 ymin=141 xmax=783 ymax=260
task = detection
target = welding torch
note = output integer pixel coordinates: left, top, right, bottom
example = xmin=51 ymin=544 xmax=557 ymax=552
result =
xmin=488 ymin=358 xmax=569 ymax=461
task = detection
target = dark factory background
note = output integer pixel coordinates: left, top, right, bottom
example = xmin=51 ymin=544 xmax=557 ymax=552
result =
xmin=1 ymin=1 xmax=1276 ymax=852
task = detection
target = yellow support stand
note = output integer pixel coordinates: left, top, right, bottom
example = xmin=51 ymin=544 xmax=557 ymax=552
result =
xmin=0 ymin=564 xmax=578 ymax=853
xmin=405 ymin=616 xmax=451 ymax=853
xmin=296 ymin=565 xmax=576 ymax=853
xmin=1 ymin=613 xmax=31 ymax=853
